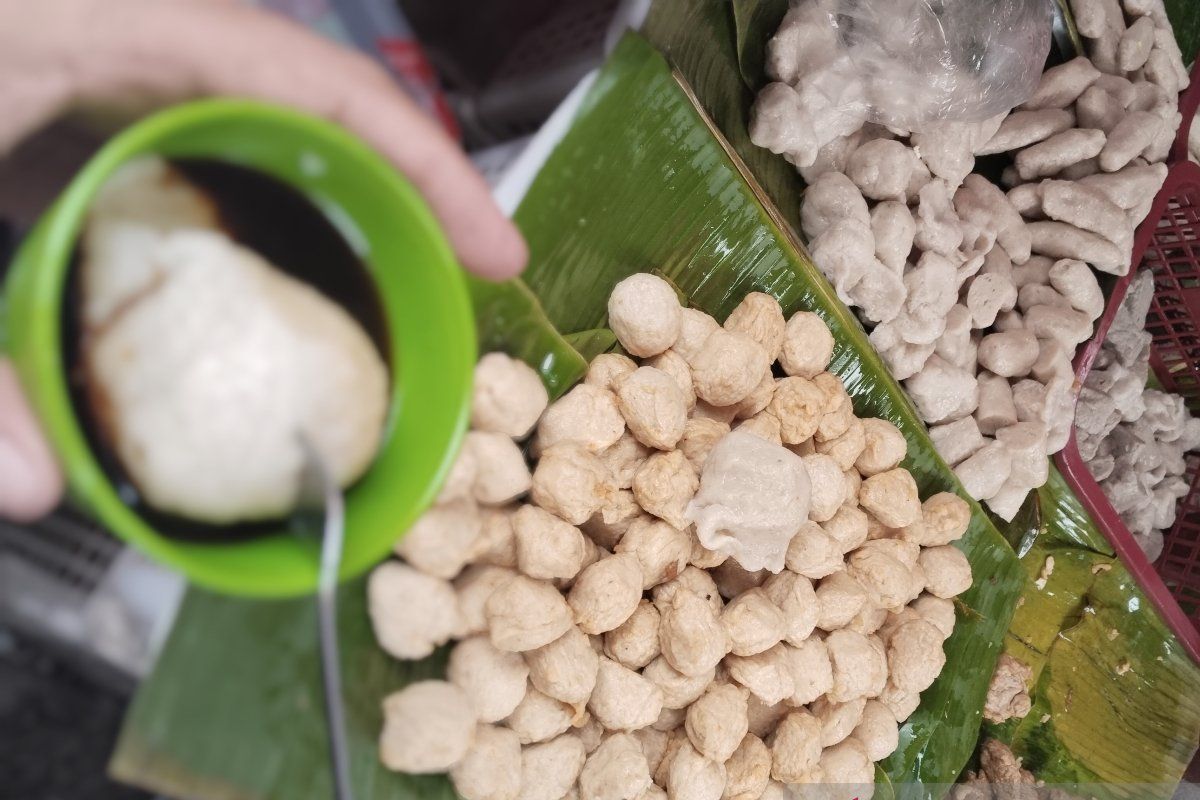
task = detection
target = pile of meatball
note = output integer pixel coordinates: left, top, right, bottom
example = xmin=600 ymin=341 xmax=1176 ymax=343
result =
xmin=368 ymin=275 xmax=974 ymax=800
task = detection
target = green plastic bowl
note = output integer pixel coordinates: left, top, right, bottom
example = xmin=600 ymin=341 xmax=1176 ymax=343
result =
xmin=1 ymin=100 xmax=475 ymax=597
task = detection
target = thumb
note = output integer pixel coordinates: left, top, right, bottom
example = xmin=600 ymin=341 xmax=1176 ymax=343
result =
xmin=0 ymin=359 xmax=63 ymax=521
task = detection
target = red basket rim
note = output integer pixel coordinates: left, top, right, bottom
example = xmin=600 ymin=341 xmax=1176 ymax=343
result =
xmin=1056 ymin=160 xmax=1200 ymax=667
xmin=1169 ymin=58 xmax=1200 ymax=165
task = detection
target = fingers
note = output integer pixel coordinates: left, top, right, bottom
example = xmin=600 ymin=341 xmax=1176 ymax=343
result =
xmin=0 ymin=360 xmax=64 ymax=522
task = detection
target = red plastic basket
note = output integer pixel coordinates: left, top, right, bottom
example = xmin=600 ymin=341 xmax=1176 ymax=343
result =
xmin=1056 ymin=159 xmax=1200 ymax=666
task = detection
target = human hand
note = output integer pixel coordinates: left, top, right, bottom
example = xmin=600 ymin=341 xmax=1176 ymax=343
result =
xmin=0 ymin=0 xmax=528 ymax=520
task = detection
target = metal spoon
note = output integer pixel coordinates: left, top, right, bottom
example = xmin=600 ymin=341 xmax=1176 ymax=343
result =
xmin=296 ymin=433 xmax=354 ymax=800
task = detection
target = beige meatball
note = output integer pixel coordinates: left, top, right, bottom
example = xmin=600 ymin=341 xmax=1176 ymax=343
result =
xmin=474 ymin=507 xmax=518 ymax=569
xmin=825 ymin=629 xmax=876 ymax=702
xmin=605 ymin=600 xmax=662 ymax=669
xmin=675 ymin=308 xmax=721 ymax=363
xmin=632 ymin=452 xmax=699 ymax=531
xmin=802 ymin=453 xmax=847 ymax=523
xmin=569 ymin=552 xmax=644 ymax=634
xmin=518 ymin=733 xmax=586 ymax=800
xmin=815 ymin=396 xmax=855 ymax=444
xmin=725 ymin=644 xmax=795 ymax=705
xmin=723 ymin=734 xmax=771 ymax=800
xmin=467 ymin=431 xmax=533 ymax=505
xmin=690 ymin=532 xmax=730 ymax=570
xmin=588 ymin=657 xmax=664 ymax=731
xmin=852 ymin=699 xmax=899 ymax=762
xmin=878 ymin=681 xmax=919 ymax=723
xmin=919 ymin=545 xmax=973 ymax=598
xmin=821 ymin=504 xmax=869 ymax=554
xmin=615 ymin=516 xmax=691 ymax=589
xmin=582 ymin=489 xmax=642 ymax=549
xmin=472 ymin=352 xmax=549 ymax=440
xmin=770 ymin=711 xmax=823 ymax=783
xmin=608 ymin=274 xmax=683 ymax=358
xmin=668 ymin=740 xmax=727 ymax=800
xmin=735 ymin=370 xmax=777 ymax=420
xmin=661 ymin=588 xmax=730 ymax=677
xmin=815 ymin=417 xmax=866 ymax=471
xmin=855 ymin=418 xmax=908 ymax=476
xmin=858 ymin=468 xmax=922 ymax=528
xmin=379 ymin=680 xmax=477 ymax=773
xmin=888 ymin=619 xmax=947 ymax=693
xmin=602 ymin=432 xmax=652 ymax=491
xmin=616 ymin=367 xmax=689 ymax=451
xmin=506 ymin=690 xmax=576 ymax=743
xmin=644 ymin=656 xmax=715 ymax=710
xmin=817 ymin=737 xmax=874 ymax=788
xmin=538 ymin=384 xmax=627 ymax=454
xmin=586 ymin=353 xmax=639 ymax=392
xmin=685 ymin=683 xmax=751 ymax=762
xmin=487 ymin=575 xmax=574 ymax=652
xmin=843 ymin=469 xmax=862 ymax=506
xmin=693 ymin=400 xmax=741 ymax=425
xmin=846 ymin=546 xmax=912 ymax=611
xmin=911 ymin=594 xmax=956 ymax=640
xmin=735 ymin=410 xmax=783 ymax=445
xmin=846 ymin=604 xmax=888 ymax=636
xmin=811 ymin=372 xmax=849 ymax=416
xmin=721 ymin=588 xmax=787 ymax=657
xmin=761 ymin=571 xmax=818 ymax=645
xmin=653 ymin=566 xmax=724 ymax=616
xmin=901 ymin=493 xmax=971 ymax=546
xmin=395 ymin=501 xmax=481 ymax=579
xmin=648 ymin=350 xmax=698 ymax=410
xmin=810 ymin=695 xmax=867 ymax=748
xmin=532 ymin=443 xmax=615 ymax=525
xmin=653 ymin=728 xmax=688 ymax=786
xmin=780 ymin=312 xmax=835 ymax=378
xmin=746 ymin=693 xmax=789 ymax=739
xmin=579 ymin=732 xmax=652 ymax=800
xmin=786 ymin=636 xmax=834 ymax=706
xmin=860 ymin=538 xmax=920 ymax=569
xmin=636 ymin=727 xmax=671 ymax=776
xmin=816 ymin=571 xmax=869 ymax=632
xmin=450 ymin=724 xmax=522 ymax=800
xmin=678 ymin=418 xmax=732 ymax=473
xmin=368 ymin=562 xmax=461 ymax=660
xmin=448 ymin=636 xmax=530 ymax=723
xmin=711 ymin=560 xmax=769 ymax=600
xmin=513 ymin=505 xmax=589 ymax=582
xmin=690 ymin=329 xmax=771 ymax=407
xmin=769 ymin=377 xmax=824 ymax=444
xmin=456 ymin=564 xmax=518 ymax=636
xmin=526 ymin=625 xmax=600 ymax=708
xmin=784 ymin=522 xmax=844 ymax=579
xmin=438 ymin=442 xmax=478 ymax=504
xmin=725 ymin=292 xmax=786 ymax=361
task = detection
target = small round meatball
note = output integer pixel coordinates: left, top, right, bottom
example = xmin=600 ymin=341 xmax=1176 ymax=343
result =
xmin=843 ymin=468 xmax=862 ymax=506
xmin=911 ymin=593 xmax=957 ymax=639
xmin=507 ymin=688 xmax=574 ymax=744
xmin=379 ymin=680 xmax=477 ymax=773
xmin=588 ymin=657 xmax=665 ymax=731
xmin=438 ymin=443 xmax=477 ymax=504
xmin=855 ymin=417 xmax=908 ymax=476
xmin=632 ymin=451 xmax=699 ymax=531
xmin=636 ymin=727 xmax=670 ymax=776
xmin=668 ymin=740 xmax=727 ymax=800
xmin=736 ymin=411 xmax=783 ymax=445
xmin=721 ymin=588 xmax=787 ymax=656
xmin=816 ymin=571 xmax=869 ymax=632
xmin=725 ymin=292 xmax=786 ymax=361
xmin=661 ymin=588 xmax=730 ymax=677
xmin=604 ymin=600 xmax=662 ymax=669
xmin=685 ymin=682 xmax=750 ymax=762
xmin=474 ymin=508 xmax=518 ymax=569
xmin=447 ymin=636 xmax=530 ymax=723
xmin=689 ymin=329 xmax=771 ymax=407
xmin=519 ymin=733 xmax=586 ymax=800
xmin=472 ymin=352 xmax=549 ymax=440
xmin=846 ymin=546 xmax=913 ymax=611
xmin=770 ymin=711 xmax=823 ymax=783
xmin=538 ymin=384 xmax=627 ymax=454
xmin=786 ymin=636 xmax=834 ymax=706
xmin=723 ymin=734 xmax=771 ymax=800
xmin=450 ymin=724 xmax=521 ymax=800
xmin=455 ymin=564 xmax=517 ymax=636
xmin=608 ymin=274 xmax=683 ymax=358
xmin=761 ymin=571 xmax=818 ymax=645
xmin=643 ymin=656 xmax=715 ymax=709
xmin=648 ymin=350 xmax=697 ymax=410
xmin=858 ymin=468 xmax=922 ymax=528
xmin=532 ymin=443 xmax=615 ymax=525
xmin=919 ymin=545 xmax=973 ymax=598
xmin=887 ymin=619 xmax=947 ymax=692
xmin=735 ymin=369 xmax=777 ymax=419
xmin=579 ymin=732 xmax=652 ymax=800
xmin=811 ymin=695 xmax=867 ymax=748
xmin=582 ymin=488 xmax=641 ymax=548
xmin=467 ymin=431 xmax=532 ymax=505
xmin=616 ymin=367 xmax=689 ymax=450
xmin=586 ymin=352 xmax=638 ymax=392
xmin=513 ymin=505 xmax=590 ymax=582
xmin=780 ymin=312 xmax=835 ymax=378
xmin=825 ymin=629 xmax=877 ymax=702
xmin=599 ymin=432 xmax=651 ymax=490
xmin=785 ymin=522 xmax=844 ymax=579
xmin=395 ymin=500 xmax=481 ymax=579
xmin=852 ymin=699 xmax=900 ymax=761
xmin=678 ymin=417 xmax=732 ymax=473
xmin=770 ymin=377 xmax=825 ymax=444
xmin=526 ymin=625 xmax=600 ymax=708
xmin=901 ymin=492 xmax=971 ymax=546
xmin=368 ymin=562 xmax=461 ymax=660
xmin=816 ymin=417 xmax=866 ymax=471
xmin=615 ymin=516 xmax=692 ymax=589
xmin=725 ymin=644 xmax=795 ymax=706
xmin=653 ymin=566 xmax=724 ymax=616
xmin=821 ymin=504 xmax=869 ymax=554
xmin=815 ymin=396 xmax=855 ymax=443
xmin=811 ymin=372 xmax=849 ymax=415
xmin=486 ymin=575 xmax=574 ymax=652
xmin=569 ymin=552 xmax=645 ymax=634
xmin=818 ymin=737 xmax=874 ymax=788
xmin=675 ymin=307 xmax=720 ymax=363
xmin=746 ymin=693 xmax=789 ymax=739
xmin=802 ymin=453 xmax=847 ymax=522
xmin=878 ymin=681 xmax=920 ymax=722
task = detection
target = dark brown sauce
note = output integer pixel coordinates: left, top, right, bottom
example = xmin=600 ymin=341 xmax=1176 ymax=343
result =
xmin=64 ymin=159 xmax=390 ymax=542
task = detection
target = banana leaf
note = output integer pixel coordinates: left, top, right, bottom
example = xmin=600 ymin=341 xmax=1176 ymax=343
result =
xmin=1163 ymin=0 xmax=1200 ymax=67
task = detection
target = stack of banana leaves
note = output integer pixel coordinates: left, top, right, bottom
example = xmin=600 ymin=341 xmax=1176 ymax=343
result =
xmin=110 ymin=3 xmax=1200 ymax=799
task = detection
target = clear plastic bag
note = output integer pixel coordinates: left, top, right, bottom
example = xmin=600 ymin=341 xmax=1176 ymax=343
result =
xmin=829 ymin=0 xmax=1055 ymax=128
